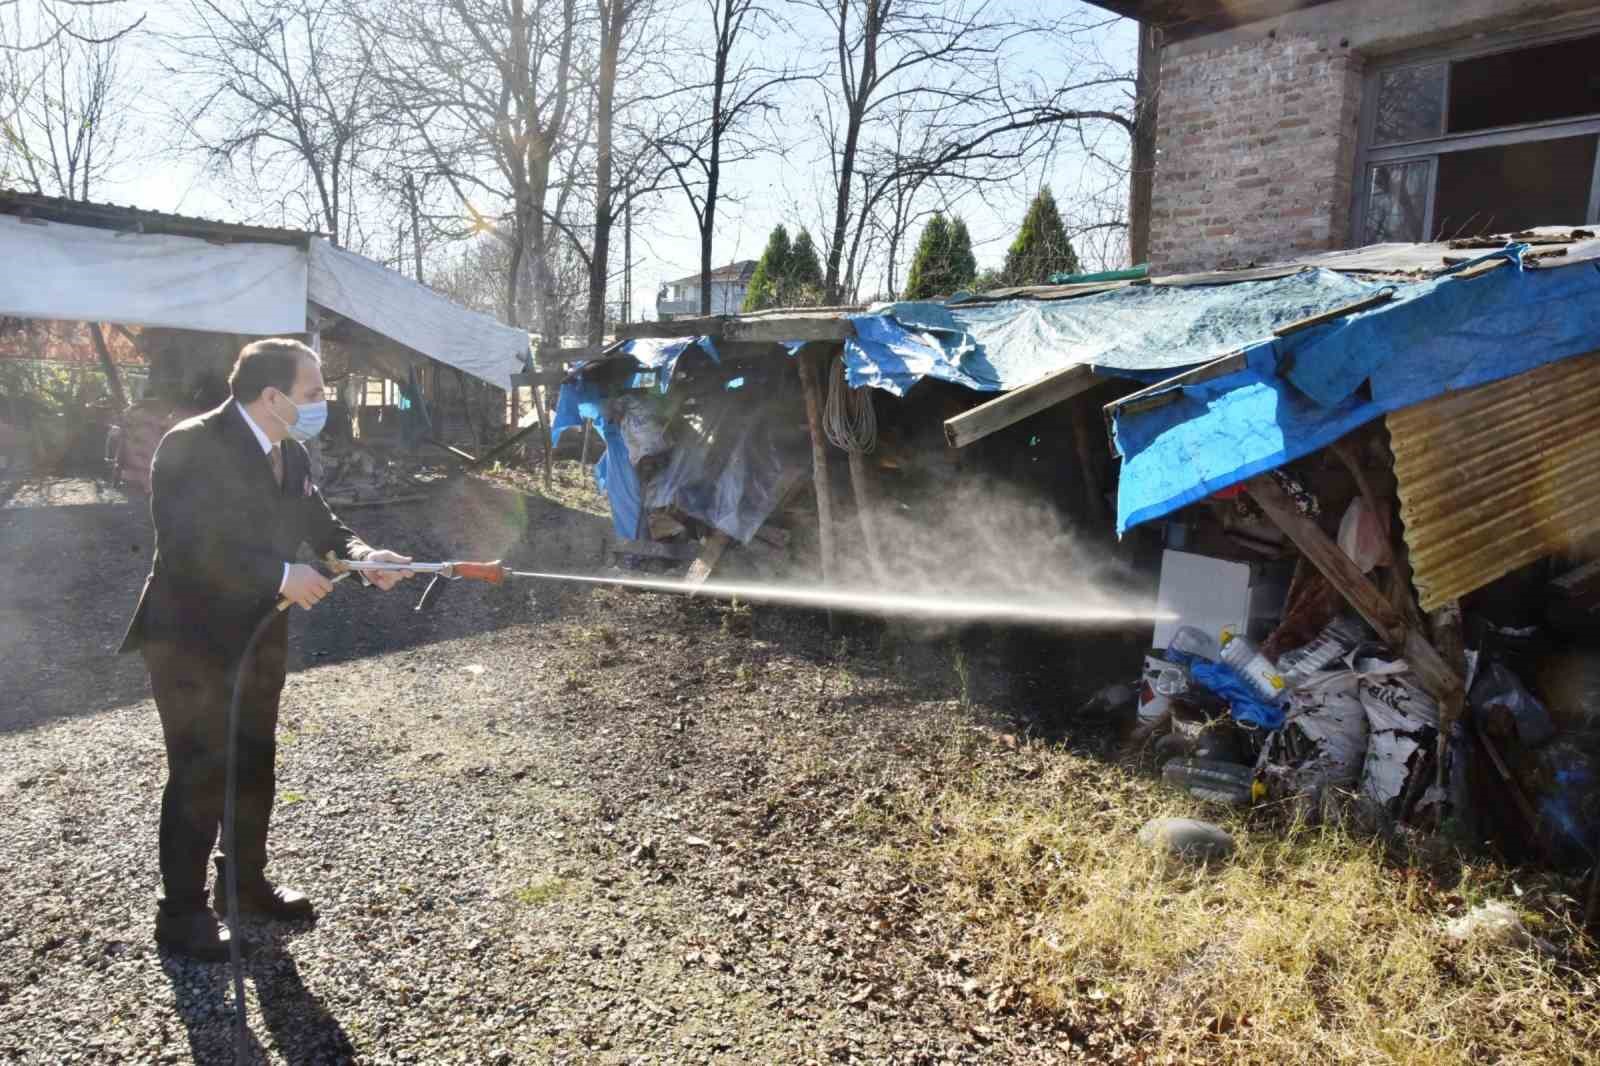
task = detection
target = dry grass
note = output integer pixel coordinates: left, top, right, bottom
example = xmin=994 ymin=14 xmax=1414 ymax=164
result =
xmin=879 ymin=738 xmax=1600 ymax=1065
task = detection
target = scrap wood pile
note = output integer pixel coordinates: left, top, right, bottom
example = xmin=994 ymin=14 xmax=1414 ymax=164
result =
xmin=1123 ymin=431 xmax=1600 ymax=900
xmin=315 ymin=438 xmax=448 ymax=507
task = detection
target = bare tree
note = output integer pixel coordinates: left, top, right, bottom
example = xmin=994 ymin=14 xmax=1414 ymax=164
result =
xmin=656 ymin=0 xmax=809 ymax=316
xmin=2 ymin=5 xmax=130 ymax=198
xmin=366 ymin=0 xmax=583 ymax=340
xmin=797 ymin=0 xmax=1135 ymax=301
xmin=585 ymin=0 xmax=652 ymax=346
xmin=168 ymin=0 xmax=385 ymax=247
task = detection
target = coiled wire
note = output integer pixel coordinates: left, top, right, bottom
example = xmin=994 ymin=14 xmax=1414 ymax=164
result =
xmin=822 ymin=354 xmax=876 ymax=454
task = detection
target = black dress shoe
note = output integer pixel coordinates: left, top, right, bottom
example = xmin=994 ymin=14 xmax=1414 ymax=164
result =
xmin=155 ymin=908 xmax=248 ymax=962
xmin=213 ymin=857 xmax=316 ymax=921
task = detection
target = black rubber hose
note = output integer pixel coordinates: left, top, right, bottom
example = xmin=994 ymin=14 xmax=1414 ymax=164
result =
xmin=224 ymin=606 xmax=282 ymax=1063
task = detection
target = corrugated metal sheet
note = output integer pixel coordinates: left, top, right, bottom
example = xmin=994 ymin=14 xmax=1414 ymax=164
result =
xmin=1390 ymin=349 xmax=1600 ymax=611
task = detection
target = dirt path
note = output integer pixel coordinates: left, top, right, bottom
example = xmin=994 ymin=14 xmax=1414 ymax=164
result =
xmin=0 ymin=474 xmax=1078 ymax=1065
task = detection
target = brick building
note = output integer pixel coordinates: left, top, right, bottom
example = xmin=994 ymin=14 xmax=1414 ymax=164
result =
xmin=1088 ymin=0 xmax=1600 ymax=274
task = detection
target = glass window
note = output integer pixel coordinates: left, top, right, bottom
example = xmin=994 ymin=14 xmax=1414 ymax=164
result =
xmin=1373 ymin=63 xmax=1446 ymax=146
xmin=1364 ymin=161 xmax=1431 ymax=243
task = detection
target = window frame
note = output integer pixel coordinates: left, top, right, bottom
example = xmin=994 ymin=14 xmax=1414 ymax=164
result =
xmin=1352 ymin=20 xmax=1600 ymax=245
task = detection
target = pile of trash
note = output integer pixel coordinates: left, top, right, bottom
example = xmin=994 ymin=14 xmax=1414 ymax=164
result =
xmin=315 ymin=439 xmax=440 ymax=505
xmin=1131 ymin=611 xmax=1600 ymax=867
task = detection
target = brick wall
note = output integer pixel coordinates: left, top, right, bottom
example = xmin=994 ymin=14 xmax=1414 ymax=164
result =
xmin=1149 ymin=34 xmax=1364 ymax=275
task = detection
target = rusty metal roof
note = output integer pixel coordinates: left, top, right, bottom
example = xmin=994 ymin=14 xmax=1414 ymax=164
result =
xmin=1390 ymin=348 xmax=1600 ymax=611
xmin=0 ymin=189 xmax=317 ymax=246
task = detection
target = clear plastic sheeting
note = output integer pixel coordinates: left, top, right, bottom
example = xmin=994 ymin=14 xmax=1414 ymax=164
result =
xmin=642 ymin=395 xmax=805 ymax=544
xmin=845 ymin=269 xmax=1386 ymax=396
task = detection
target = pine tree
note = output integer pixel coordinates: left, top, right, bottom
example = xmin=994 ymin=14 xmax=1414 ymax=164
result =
xmin=742 ymin=225 xmax=792 ymax=312
xmin=947 ymin=217 xmax=978 ymax=292
xmin=905 ymin=213 xmax=978 ymax=299
xmin=784 ymin=229 xmax=825 ymax=307
xmin=1001 ymin=187 xmax=1079 ymax=286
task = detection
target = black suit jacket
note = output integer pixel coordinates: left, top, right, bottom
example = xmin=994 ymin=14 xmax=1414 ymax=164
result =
xmin=120 ymin=399 xmax=370 ymax=658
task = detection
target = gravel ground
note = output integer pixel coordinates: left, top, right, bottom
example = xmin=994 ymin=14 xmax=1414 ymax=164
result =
xmin=0 ymin=470 xmax=1101 ymax=1065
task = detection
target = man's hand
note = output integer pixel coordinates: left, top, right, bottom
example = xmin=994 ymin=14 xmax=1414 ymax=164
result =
xmin=363 ymin=550 xmax=414 ymax=590
xmin=282 ymin=563 xmax=334 ymax=610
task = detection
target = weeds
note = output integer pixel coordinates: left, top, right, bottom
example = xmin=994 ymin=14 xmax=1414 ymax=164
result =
xmin=878 ymin=739 xmax=1600 ymax=1065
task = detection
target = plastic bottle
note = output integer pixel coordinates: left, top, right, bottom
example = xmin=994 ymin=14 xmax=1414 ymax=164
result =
xmin=1167 ymin=624 xmax=1221 ymax=662
xmin=1154 ymin=664 xmax=1190 ymax=697
xmin=1277 ymin=614 xmax=1367 ymax=690
xmin=1218 ymin=627 xmax=1286 ymax=702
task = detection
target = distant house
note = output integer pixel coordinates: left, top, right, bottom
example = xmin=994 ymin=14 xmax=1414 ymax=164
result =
xmin=1085 ymin=0 xmax=1600 ymax=275
xmin=656 ymin=260 xmax=758 ymax=320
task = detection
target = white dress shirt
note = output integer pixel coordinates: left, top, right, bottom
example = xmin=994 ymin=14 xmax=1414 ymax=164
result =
xmin=236 ymin=404 xmax=291 ymax=595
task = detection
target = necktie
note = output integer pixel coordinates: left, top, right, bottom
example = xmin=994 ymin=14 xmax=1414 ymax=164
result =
xmin=269 ymin=444 xmax=284 ymax=488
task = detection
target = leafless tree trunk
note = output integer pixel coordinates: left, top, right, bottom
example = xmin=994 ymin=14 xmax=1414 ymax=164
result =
xmin=1127 ymin=22 xmax=1160 ymax=267
xmin=655 ymin=0 xmax=806 ymax=316
xmin=366 ymin=0 xmax=580 ymax=338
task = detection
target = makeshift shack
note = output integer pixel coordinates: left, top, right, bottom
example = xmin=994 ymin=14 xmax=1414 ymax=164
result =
xmin=0 ymin=190 xmax=529 ymax=498
xmin=560 ymin=228 xmax=1600 ymax=892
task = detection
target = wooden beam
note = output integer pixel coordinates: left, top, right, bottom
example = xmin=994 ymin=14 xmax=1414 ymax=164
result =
xmin=468 ymin=418 xmax=545 ymax=468
xmin=686 ymin=531 xmax=733 ymax=586
xmin=1104 ymin=350 xmax=1249 ymax=423
xmin=943 ymin=364 xmax=1098 ymax=449
xmin=614 ymin=311 xmax=854 ymax=344
xmin=797 ymin=348 xmax=838 ymax=625
xmin=510 ymin=370 xmax=568 ymax=388
xmin=1069 ymin=402 xmax=1108 ymax=520
xmin=1243 ymin=473 xmax=1463 ymax=710
xmin=1271 ymin=287 xmax=1396 ymax=338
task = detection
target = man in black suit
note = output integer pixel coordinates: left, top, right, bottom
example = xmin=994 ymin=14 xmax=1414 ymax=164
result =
xmin=121 ymin=338 xmax=414 ymax=961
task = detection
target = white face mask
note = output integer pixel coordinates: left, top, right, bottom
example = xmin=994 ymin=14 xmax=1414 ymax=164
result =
xmin=267 ymin=390 xmax=329 ymax=442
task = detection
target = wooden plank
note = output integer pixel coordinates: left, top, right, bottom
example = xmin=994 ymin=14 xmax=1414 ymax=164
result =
xmin=614 ymin=312 xmax=854 ymax=344
xmin=425 ymin=437 xmax=478 ymax=463
xmin=1244 ymin=472 xmax=1463 ymax=709
xmin=686 ymin=531 xmax=733 ymax=586
xmin=1271 ymin=287 xmax=1396 ymax=338
xmin=797 ymin=348 xmax=838 ymax=624
xmin=468 ymin=418 xmax=545 ymax=468
xmin=1069 ymin=401 xmax=1108 ymax=519
xmin=942 ymin=364 xmax=1098 ymax=449
xmin=1104 ymin=350 xmax=1249 ymax=422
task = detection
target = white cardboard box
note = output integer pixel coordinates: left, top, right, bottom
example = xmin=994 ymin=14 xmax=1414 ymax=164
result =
xmin=1151 ymin=549 xmax=1253 ymax=653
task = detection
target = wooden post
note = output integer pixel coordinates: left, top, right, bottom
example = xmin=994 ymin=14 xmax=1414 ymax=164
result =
xmin=534 ymin=383 xmax=555 ymax=490
xmin=579 ymin=416 xmax=594 ymax=468
xmin=1069 ymin=400 xmax=1106 ymax=520
xmin=1243 ymin=473 xmax=1463 ymax=711
xmin=798 ymin=348 xmax=837 ymax=628
xmin=454 ymin=368 xmax=481 ymax=449
xmin=88 ymin=323 xmax=127 ymax=411
xmin=846 ymin=449 xmax=886 ymax=583
xmin=1428 ymin=600 xmax=1468 ymax=792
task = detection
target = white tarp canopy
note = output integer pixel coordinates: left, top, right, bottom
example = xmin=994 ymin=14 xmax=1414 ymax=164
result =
xmin=308 ymin=238 xmax=526 ymax=390
xmin=0 ymin=214 xmax=307 ymax=335
xmin=0 ymin=216 xmax=527 ymax=389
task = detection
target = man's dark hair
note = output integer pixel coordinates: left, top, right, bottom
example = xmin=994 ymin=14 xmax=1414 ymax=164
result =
xmin=229 ymin=338 xmax=319 ymax=403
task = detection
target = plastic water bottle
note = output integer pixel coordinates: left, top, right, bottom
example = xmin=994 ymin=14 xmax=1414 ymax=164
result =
xmin=1277 ymin=615 xmax=1367 ymax=690
xmin=1167 ymin=624 xmax=1221 ymax=662
xmin=1218 ymin=627 xmax=1286 ymax=702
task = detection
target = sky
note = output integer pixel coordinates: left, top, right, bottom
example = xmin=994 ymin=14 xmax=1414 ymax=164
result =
xmin=50 ymin=0 xmax=1137 ymax=320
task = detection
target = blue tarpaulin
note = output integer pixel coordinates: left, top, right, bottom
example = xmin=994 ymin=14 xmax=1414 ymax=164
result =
xmin=552 ymin=377 xmax=642 ymax=539
xmin=1111 ymin=251 xmax=1600 ymax=534
xmin=845 ymin=269 xmax=1386 ymax=396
